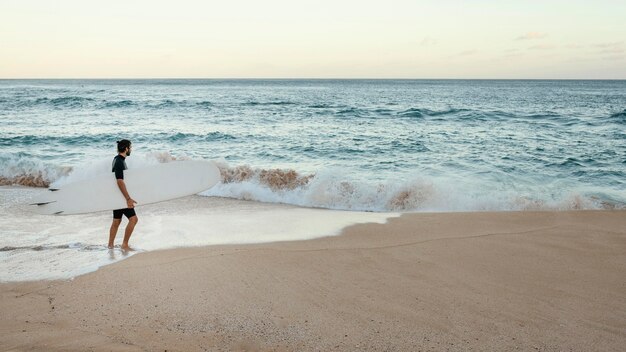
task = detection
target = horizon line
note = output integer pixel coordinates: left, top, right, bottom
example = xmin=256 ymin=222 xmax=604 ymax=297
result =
xmin=1 ymin=77 xmax=626 ymax=81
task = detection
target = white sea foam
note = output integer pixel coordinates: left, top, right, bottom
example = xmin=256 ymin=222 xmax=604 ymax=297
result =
xmin=0 ymin=155 xmax=70 ymax=187
xmin=0 ymin=186 xmax=397 ymax=282
xmin=204 ymin=161 xmax=622 ymax=212
xmin=2 ymin=153 xmax=622 ymax=212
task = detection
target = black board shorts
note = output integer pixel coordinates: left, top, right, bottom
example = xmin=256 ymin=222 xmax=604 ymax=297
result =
xmin=113 ymin=208 xmax=137 ymax=219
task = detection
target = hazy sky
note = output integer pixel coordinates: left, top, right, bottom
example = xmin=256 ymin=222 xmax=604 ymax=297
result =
xmin=1 ymin=0 xmax=625 ymax=78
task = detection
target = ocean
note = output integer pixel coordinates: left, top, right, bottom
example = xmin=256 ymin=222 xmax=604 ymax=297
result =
xmin=1 ymin=79 xmax=625 ymax=281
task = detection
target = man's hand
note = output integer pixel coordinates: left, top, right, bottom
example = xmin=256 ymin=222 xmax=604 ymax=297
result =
xmin=126 ymin=198 xmax=137 ymax=208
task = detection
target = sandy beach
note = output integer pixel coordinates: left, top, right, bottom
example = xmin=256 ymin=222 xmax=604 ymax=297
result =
xmin=1 ymin=210 xmax=625 ymax=351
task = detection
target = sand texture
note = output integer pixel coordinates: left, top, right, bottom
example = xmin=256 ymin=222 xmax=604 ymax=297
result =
xmin=1 ymin=210 xmax=625 ymax=351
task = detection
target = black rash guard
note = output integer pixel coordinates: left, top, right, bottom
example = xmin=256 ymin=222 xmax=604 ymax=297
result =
xmin=112 ymin=155 xmax=127 ymax=180
xmin=111 ymin=154 xmax=135 ymax=218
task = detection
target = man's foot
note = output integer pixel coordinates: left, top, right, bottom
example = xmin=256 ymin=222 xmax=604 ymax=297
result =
xmin=108 ymin=244 xmax=114 ymax=249
xmin=120 ymin=245 xmax=135 ymax=252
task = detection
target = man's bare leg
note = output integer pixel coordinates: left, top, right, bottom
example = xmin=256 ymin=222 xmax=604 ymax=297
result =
xmin=108 ymin=219 xmax=122 ymax=249
xmin=121 ymin=216 xmax=138 ymax=251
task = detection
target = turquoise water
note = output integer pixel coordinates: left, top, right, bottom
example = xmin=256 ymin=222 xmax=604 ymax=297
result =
xmin=1 ymin=79 xmax=625 ymax=211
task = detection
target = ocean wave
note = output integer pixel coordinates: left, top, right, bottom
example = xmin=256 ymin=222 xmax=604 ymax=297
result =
xmin=308 ymin=103 xmax=342 ymax=109
xmin=111 ymin=99 xmax=211 ymax=110
xmin=196 ymin=101 xmax=213 ymax=108
xmin=546 ymin=157 xmax=584 ymax=169
xmin=0 ymin=173 xmax=52 ymax=187
xmin=0 ymin=96 xmax=92 ymax=109
xmin=397 ymin=108 xmax=469 ymax=118
xmin=373 ymin=108 xmax=394 ymax=115
xmin=408 ymin=109 xmax=589 ymax=126
xmin=0 ymin=131 xmax=235 ymax=147
xmin=524 ymin=111 xmax=563 ymax=119
xmin=5 ymin=96 xmax=585 ymax=126
xmin=3 ymin=155 xmax=623 ymax=212
xmin=0 ymin=134 xmax=114 ymax=146
xmin=334 ymin=107 xmax=389 ymax=118
xmin=102 ymin=100 xmax=136 ymax=108
xmin=0 ymin=96 xmax=87 ymax=109
xmin=163 ymin=131 xmax=236 ymax=141
xmin=147 ymin=151 xmax=189 ymax=163
xmin=0 ymin=157 xmax=72 ymax=187
xmin=218 ymin=164 xmax=314 ymax=191
xmin=3 ymin=97 xmax=208 ymax=110
xmin=38 ymin=96 xmax=95 ymax=107
xmin=608 ymin=109 xmax=626 ymax=124
xmin=151 ymin=99 xmax=180 ymax=108
xmin=244 ymin=101 xmax=297 ymax=106
xmin=4 ymin=97 xmax=295 ymax=110
xmin=206 ymin=162 xmax=624 ymax=212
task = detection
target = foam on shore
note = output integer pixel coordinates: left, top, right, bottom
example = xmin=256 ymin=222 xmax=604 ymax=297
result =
xmin=0 ymin=186 xmax=397 ymax=282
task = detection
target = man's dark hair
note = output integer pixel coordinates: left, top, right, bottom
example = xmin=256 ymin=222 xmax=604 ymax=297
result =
xmin=117 ymin=139 xmax=131 ymax=153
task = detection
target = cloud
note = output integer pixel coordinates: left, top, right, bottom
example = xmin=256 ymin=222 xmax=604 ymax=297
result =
xmin=591 ymin=42 xmax=625 ymax=57
xmin=502 ymin=52 xmax=524 ymax=59
xmin=420 ymin=37 xmax=437 ymax=47
xmin=529 ymin=44 xmax=555 ymax=50
xmin=516 ymin=32 xmax=548 ymax=40
xmin=447 ymin=50 xmax=477 ymax=59
xmin=602 ymin=54 xmax=625 ymax=61
xmin=600 ymin=48 xmax=624 ymax=54
xmin=500 ymin=49 xmax=524 ymax=59
xmin=456 ymin=50 xmax=477 ymax=56
xmin=592 ymin=42 xmax=624 ymax=55
xmin=594 ymin=41 xmax=623 ymax=48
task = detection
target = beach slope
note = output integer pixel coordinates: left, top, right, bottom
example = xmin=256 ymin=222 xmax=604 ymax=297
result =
xmin=1 ymin=210 xmax=625 ymax=351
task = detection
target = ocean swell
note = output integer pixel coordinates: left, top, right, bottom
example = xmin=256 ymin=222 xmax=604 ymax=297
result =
xmin=0 ymin=131 xmax=236 ymax=147
xmin=397 ymin=107 xmax=468 ymax=118
xmin=608 ymin=109 xmax=626 ymax=124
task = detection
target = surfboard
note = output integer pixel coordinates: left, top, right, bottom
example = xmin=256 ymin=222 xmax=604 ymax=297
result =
xmin=30 ymin=160 xmax=221 ymax=215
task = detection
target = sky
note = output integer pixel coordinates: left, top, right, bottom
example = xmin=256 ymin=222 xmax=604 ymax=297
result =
xmin=1 ymin=0 xmax=625 ymax=79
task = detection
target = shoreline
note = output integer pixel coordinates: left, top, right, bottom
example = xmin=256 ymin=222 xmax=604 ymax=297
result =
xmin=2 ymin=210 xmax=625 ymax=351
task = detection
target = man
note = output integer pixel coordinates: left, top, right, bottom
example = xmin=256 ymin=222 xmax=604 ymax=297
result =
xmin=108 ymin=139 xmax=138 ymax=251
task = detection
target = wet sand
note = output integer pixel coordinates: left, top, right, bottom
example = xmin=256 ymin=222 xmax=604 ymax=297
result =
xmin=1 ymin=210 xmax=625 ymax=351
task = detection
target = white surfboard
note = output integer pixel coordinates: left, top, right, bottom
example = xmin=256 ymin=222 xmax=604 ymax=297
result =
xmin=30 ymin=160 xmax=221 ymax=215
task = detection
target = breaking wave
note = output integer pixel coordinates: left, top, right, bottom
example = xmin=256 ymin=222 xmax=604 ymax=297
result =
xmin=0 ymin=156 xmax=72 ymax=187
xmin=205 ymin=161 xmax=623 ymax=212
xmin=2 ymin=154 xmax=624 ymax=213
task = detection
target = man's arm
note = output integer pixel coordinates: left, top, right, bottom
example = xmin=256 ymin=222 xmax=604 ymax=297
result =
xmin=116 ymin=179 xmax=131 ymax=200
xmin=113 ymin=158 xmax=136 ymax=208
xmin=116 ymin=179 xmax=137 ymax=208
